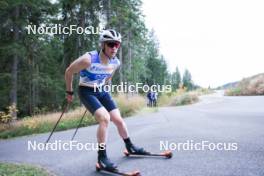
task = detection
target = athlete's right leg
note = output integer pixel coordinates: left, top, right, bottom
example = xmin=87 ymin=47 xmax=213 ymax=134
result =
xmin=94 ymin=107 xmax=110 ymax=145
xmin=93 ymin=107 xmax=117 ymax=170
xmin=78 ymin=86 xmax=117 ymax=170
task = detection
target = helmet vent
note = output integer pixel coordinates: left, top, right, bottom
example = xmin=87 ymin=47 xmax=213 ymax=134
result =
xmin=103 ymin=35 xmax=113 ymax=39
xmin=109 ymin=30 xmax=115 ymax=36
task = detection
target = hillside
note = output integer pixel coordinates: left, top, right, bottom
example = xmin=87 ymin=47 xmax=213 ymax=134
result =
xmin=217 ymin=81 xmax=238 ymax=90
xmin=225 ymin=73 xmax=264 ymax=96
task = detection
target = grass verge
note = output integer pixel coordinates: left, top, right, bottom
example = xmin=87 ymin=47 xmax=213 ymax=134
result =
xmin=0 ymin=162 xmax=54 ymax=176
xmin=0 ymin=89 xmax=213 ymax=139
xmin=158 ymin=88 xmax=214 ymax=106
xmin=0 ymin=94 xmax=145 ymax=139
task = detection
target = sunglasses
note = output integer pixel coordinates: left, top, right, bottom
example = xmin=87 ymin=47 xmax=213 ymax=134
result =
xmin=106 ymin=42 xmax=120 ymax=48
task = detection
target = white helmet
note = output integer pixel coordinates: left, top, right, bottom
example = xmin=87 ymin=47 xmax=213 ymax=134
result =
xmin=99 ymin=29 xmax=122 ymax=43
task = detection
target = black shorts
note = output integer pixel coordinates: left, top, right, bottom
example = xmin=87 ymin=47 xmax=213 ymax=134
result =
xmin=78 ymin=86 xmax=117 ymax=115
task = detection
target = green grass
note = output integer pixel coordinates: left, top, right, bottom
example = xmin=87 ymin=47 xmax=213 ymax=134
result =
xmin=0 ymin=162 xmax=54 ymax=176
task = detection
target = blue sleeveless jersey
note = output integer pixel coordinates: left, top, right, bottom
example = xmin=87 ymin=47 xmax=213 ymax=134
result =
xmin=79 ymin=50 xmax=120 ymax=87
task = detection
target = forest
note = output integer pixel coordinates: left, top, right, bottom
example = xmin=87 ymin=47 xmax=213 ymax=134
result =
xmin=0 ymin=0 xmax=194 ymax=119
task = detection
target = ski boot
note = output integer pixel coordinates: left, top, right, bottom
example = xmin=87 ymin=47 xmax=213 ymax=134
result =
xmin=97 ymin=150 xmax=118 ymax=172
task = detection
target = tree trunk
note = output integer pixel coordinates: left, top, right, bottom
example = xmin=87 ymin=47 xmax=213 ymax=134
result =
xmin=128 ymin=30 xmax=132 ymax=75
xmin=32 ymin=50 xmax=36 ymax=115
xmin=106 ymin=0 xmax=111 ymax=26
xmin=10 ymin=6 xmax=19 ymax=120
xmin=29 ymin=54 xmax=32 ymax=115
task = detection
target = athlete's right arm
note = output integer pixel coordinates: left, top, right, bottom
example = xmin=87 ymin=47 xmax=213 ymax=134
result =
xmin=65 ymin=53 xmax=91 ymax=102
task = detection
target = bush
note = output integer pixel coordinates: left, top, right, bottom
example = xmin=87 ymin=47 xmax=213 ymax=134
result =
xmin=0 ymin=111 xmax=11 ymax=123
xmin=0 ymin=104 xmax=17 ymax=124
xmin=170 ymin=93 xmax=199 ymax=106
xmin=115 ymin=93 xmax=145 ymax=117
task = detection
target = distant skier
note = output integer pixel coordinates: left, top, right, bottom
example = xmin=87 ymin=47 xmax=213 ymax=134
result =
xmin=152 ymin=91 xmax=158 ymax=107
xmin=147 ymin=91 xmax=153 ymax=107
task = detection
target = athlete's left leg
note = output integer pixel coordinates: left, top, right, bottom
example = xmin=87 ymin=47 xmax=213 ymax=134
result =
xmin=109 ymin=109 xmax=149 ymax=154
xmin=100 ymin=92 xmax=148 ymax=154
xmin=109 ymin=109 xmax=129 ymax=139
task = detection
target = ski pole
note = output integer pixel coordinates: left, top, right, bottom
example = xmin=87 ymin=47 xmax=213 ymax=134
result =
xmin=45 ymin=100 xmax=69 ymax=144
xmin=71 ymin=109 xmax=87 ymax=141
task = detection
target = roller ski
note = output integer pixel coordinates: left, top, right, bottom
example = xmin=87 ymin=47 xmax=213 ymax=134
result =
xmin=124 ymin=143 xmax=172 ymax=159
xmin=96 ymin=148 xmax=141 ymax=176
xmin=96 ymin=163 xmax=140 ymax=176
xmin=124 ymin=149 xmax=172 ymax=158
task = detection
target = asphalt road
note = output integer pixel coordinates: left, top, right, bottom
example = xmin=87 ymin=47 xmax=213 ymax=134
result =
xmin=1 ymin=91 xmax=264 ymax=176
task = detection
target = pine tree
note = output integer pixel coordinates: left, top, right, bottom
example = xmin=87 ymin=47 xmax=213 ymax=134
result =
xmin=182 ymin=69 xmax=193 ymax=91
xmin=171 ymin=66 xmax=181 ymax=91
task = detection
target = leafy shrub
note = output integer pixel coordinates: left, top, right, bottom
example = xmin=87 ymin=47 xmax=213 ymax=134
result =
xmin=170 ymin=93 xmax=199 ymax=106
xmin=115 ymin=93 xmax=145 ymax=117
xmin=0 ymin=104 xmax=18 ymax=123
